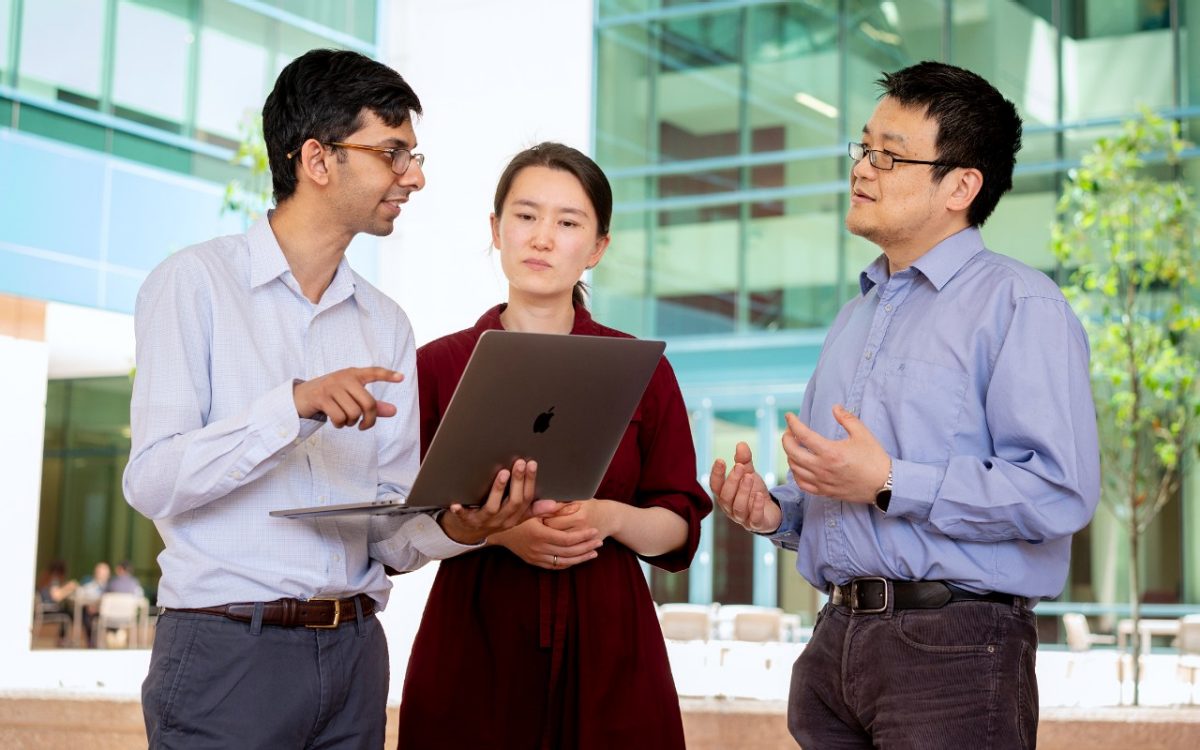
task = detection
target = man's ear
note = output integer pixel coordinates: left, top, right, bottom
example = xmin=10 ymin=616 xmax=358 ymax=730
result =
xmin=944 ymin=167 xmax=983 ymax=214
xmin=295 ymin=139 xmax=332 ymax=188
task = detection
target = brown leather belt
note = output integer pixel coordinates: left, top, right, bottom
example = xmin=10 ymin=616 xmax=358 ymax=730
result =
xmin=167 ymin=594 xmax=375 ymax=628
xmin=829 ymin=577 xmax=1020 ymax=614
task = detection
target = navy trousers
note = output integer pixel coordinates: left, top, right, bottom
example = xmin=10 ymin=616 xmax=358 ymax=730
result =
xmin=142 ymin=608 xmax=389 ymax=749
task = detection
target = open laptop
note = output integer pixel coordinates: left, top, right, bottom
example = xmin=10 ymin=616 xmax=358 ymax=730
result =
xmin=271 ymin=330 xmax=666 ymax=519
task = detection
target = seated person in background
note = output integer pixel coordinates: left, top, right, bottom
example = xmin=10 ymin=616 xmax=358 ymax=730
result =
xmin=78 ymin=561 xmax=112 ymax=600
xmin=36 ymin=559 xmax=77 ymax=645
xmin=108 ymin=560 xmax=144 ymax=597
xmin=78 ymin=561 xmax=112 ymax=646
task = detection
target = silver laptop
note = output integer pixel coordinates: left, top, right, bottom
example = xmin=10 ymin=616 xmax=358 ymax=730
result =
xmin=271 ymin=330 xmax=665 ymax=519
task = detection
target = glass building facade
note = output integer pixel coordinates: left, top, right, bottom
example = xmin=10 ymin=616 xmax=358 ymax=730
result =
xmin=592 ymin=0 xmax=1200 ymax=623
xmin=3 ymin=0 xmax=380 ymax=620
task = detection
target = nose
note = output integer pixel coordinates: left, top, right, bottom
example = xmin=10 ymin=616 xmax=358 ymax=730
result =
xmin=850 ymin=152 xmax=877 ymax=181
xmin=399 ymin=159 xmax=426 ymax=192
xmin=531 ymin=219 xmax=553 ymax=250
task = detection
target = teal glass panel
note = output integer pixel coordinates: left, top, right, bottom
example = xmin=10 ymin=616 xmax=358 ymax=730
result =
xmin=0 ymin=0 xmax=11 ymax=82
xmin=656 ymin=10 xmax=744 ymax=163
xmin=196 ymin=0 xmax=271 ymax=146
xmin=598 ymin=0 xmax=654 ymax=17
xmin=710 ymin=409 xmax=757 ymax=605
xmin=112 ymin=0 xmax=191 ymax=133
xmin=111 ymin=130 xmax=192 ymax=174
xmin=17 ymin=0 xmax=106 ymax=108
xmin=748 ymin=192 xmax=844 ymax=330
xmin=748 ymin=2 xmax=841 ymax=175
xmin=979 ymin=171 xmax=1058 ymax=274
xmin=1 ymin=129 xmax=106 ymax=259
xmin=276 ymin=0 xmax=376 ymax=44
xmin=596 ymin=22 xmax=654 ymax=168
xmin=106 ymin=162 xmax=242 ymax=270
xmin=951 ymin=1 xmax=1060 ymax=131
xmin=17 ymin=105 xmax=107 ymax=151
xmin=844 ymin=0 xmax=943 ymax=134
xmin=1058 ymin=0 xmax=1173 ymax=122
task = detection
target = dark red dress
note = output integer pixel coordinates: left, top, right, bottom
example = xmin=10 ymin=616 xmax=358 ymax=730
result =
xmin=396 ymin=304 xmax=711 ymax=750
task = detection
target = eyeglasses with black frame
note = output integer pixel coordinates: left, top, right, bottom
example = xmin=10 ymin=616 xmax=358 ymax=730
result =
xmin=286 ymin=141 xmax=426 ymax=175
xmin=847 ymin=142 xmax=958 ymax=171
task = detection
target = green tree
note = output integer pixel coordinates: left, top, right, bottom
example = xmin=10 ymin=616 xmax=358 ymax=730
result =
xmin=1052 ymin=108 xmax=1200 ymax=705
xmin=222 ymin=113 xmax=272 ymax=224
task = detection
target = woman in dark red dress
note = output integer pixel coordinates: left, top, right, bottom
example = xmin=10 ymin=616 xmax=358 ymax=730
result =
xmin=396 ymin=143 xmax=711 ymax=750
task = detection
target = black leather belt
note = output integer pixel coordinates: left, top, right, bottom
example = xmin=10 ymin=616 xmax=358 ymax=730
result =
xmin=829 ymin=577 xmax=1019 ymax=614
xmin=167 ymin=594 xmax=375 ymax=628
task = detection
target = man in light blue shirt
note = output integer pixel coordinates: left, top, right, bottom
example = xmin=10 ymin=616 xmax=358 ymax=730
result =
xmin=125 ymin=50 xmax=537 ymax=748
xmin=711 ymin=62 xmax=1100 ymax=748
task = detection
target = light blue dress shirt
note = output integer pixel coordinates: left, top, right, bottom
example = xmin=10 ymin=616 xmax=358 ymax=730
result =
xmin=768 ymin=227 xmax=1100 ymax=599
xmin=123 ymin=216 xmax=473 ymax=609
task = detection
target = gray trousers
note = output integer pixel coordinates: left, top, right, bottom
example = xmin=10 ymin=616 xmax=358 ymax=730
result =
xmin=789 ymin=598 xmax=1039 ymax=749
xmin=142 ymin=608 xmax=389 ymax=749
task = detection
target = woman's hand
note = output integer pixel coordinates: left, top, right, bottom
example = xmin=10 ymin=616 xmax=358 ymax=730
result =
xmin=489 ymin=514 xmax=603 ymax=570
xmin=542 ymin=500 xmax=688 ymax=558
xmin=439 ymin=459 xmax=538 ymax=545
xmin=540 ymin=499 xmax=624 ymax=540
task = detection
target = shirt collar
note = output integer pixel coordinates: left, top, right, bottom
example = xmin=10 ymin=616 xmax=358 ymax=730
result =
xmin=247 ymin=212 xmax=356 ymax=305
xmin=858 ymin=226 xmax=985 ymax=295
xmin=471 ymin=303 xmax=598 ymax=335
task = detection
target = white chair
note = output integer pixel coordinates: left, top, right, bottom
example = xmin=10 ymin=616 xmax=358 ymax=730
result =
xmin=1061 ymin=612 xmax=1119 ymax=688
xmin=1176 ymin=615 xmax=1200 ymax=704
xmin=94 ymin=592 xmax=146 ymax=648
xmin=732 ymin=608 xmax=784 ymax=642
xmin=658 ymin=603 xmax=714 ymax=642
xmin=31 ymin=594 xmax=72 ymax=647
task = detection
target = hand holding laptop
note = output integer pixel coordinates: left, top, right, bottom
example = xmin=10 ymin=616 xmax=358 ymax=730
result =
xmin=439 ymin=458 xmax=543 ymax=545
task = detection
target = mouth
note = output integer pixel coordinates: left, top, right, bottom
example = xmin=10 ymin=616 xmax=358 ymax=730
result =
xmin=851 ymin=187 xmax=875 ymax=204
xmin=522 ymin=259 xmax=552 ymax=270
xmin=381 ymin=197 xmax=406 ymax=217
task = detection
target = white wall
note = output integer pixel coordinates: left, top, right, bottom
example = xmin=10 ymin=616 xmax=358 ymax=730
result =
xmin=378 ymin=0 xmax=595 ymax=345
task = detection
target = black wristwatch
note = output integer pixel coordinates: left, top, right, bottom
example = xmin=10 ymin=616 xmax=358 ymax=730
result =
xmin=874 ymin=465 xmax=894 ymax=513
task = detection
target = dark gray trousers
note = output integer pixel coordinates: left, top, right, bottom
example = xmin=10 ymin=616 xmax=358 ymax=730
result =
xmin=142 ymin=608 xmax=389 ymax=749
xmin=789 ymin=598 xmax=1038 ymax=749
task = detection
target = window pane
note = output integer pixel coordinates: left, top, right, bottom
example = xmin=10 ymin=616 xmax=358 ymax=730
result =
xmin=748 ymin=193 xmax=844 ymax=330
xmin=0 ymin=0 xmax=11 ymax=81
xmin=596 ymin=24 xmax=654 ymax=168
xmin=711 ymin=410 xmax=756 ymax=605
xmin=276 ymin=0 xmax=376 ymax=45
xmin=748 ymin=2 xmax=841 ymax=152
xmin=112 ymin=0 xmax=191 ymax=132
xmin=17 ymin=0 xmax=106 ymax=108
xmin=196 ymin=0 xmax=270 ymax=146
xmin=845 ymin=0 xmax=943 ymax=133
xmin=952 ymin=1 xmax=1060 ymax=130
xmin=656 ymin=11 xmax=744 ymax=163
xmin=653 ymin=203 xmax=739 ymax=336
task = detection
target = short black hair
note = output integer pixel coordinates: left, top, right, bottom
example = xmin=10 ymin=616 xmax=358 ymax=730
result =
xmin=263 ymin=49 xmax=422 ymax=204
xmin=878 ymin=61 xmax=1022 ymax=226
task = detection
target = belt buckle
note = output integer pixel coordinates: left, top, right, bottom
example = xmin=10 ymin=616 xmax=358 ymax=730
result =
xmin=850 ymin=577 xmax=889 ymax=614
xmin=306 ymin=597 xmax=341 ymax=629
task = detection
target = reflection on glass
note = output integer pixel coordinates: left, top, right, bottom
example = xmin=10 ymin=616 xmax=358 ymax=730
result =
xmin=656 ymin=11 xmax=743 ymax=163
xmin=0 ymin=0 xmax=11 ymax=80
xmin=18 ymin=0 xmax=106 ymax=108
xmin=196 ymin=0 xmax=270 ymax=147
xmin=112 ymin=1 xmax=191 ymax=133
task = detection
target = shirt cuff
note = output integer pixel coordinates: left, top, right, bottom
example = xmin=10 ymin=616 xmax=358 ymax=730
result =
xmin=886 ymin=459 xmax=944 ymax=522
xmin=759 ymin=493 xmax=801 ymax=551
xmin=404 ymin=511 xmax=484 ymax=560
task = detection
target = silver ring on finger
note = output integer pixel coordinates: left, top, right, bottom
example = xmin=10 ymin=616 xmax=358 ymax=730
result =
xmin=552 ymin=555 xmax=559 ymax=568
